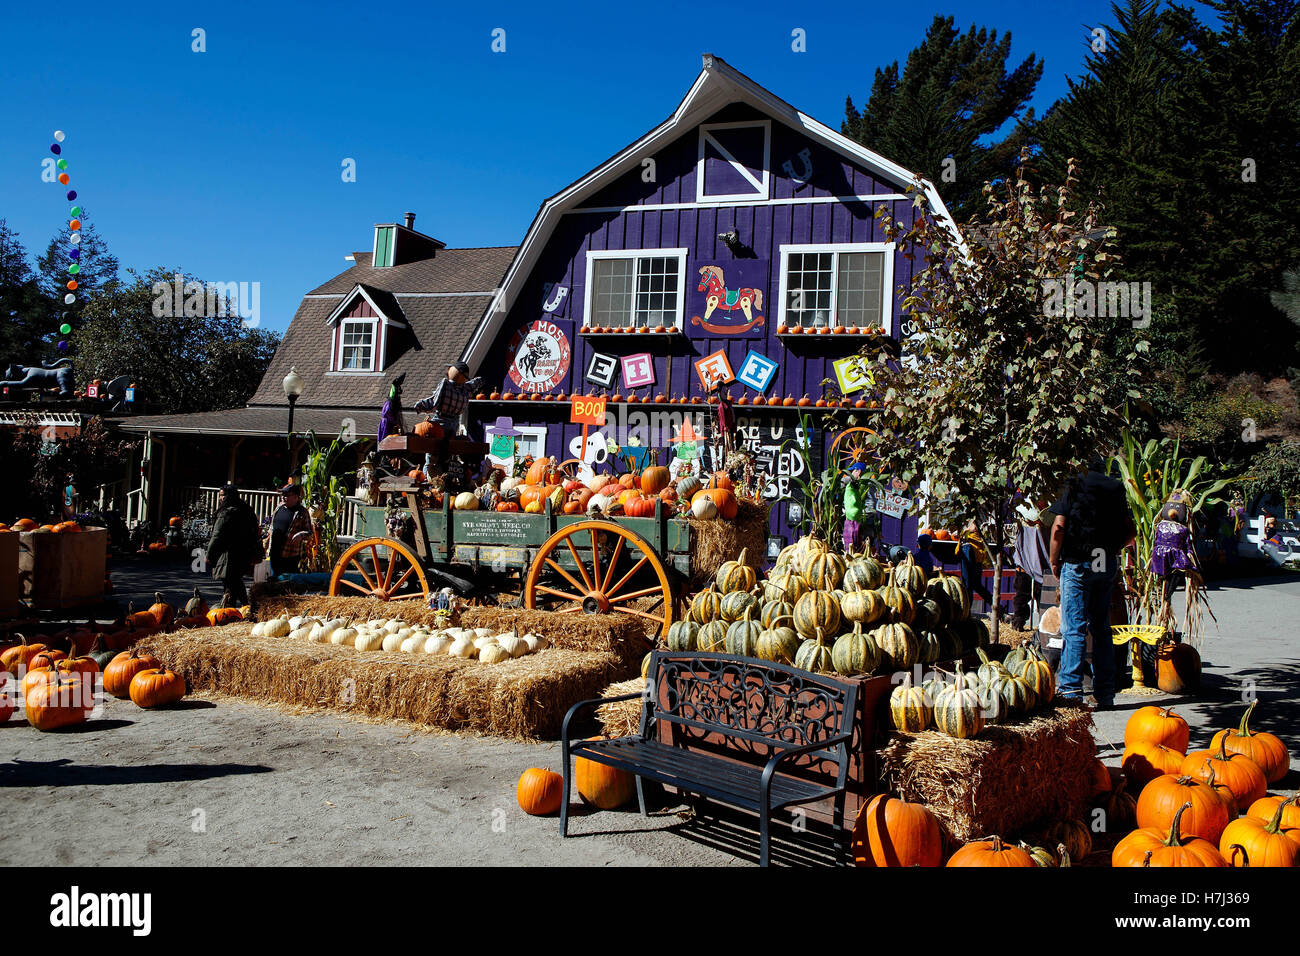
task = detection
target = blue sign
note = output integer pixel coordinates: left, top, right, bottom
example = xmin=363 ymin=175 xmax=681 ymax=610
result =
xmin=736 ymin=350 xmax=778 ymax=393
xmin=125 ymin=387 xmax=136 ymax=403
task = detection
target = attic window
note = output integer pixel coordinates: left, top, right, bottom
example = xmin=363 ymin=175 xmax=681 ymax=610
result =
xmin=373 ymin=227 xmax=395 ymax=268
xmin=339 ymin=319 xmax=376 ymax=370
xmin=696 ymin=121 xmax=770 ymax=202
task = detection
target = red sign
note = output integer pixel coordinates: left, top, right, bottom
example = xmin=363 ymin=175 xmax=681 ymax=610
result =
xmin=506 ymin=319 xmax=572 ymax=393
xmin=570 ymin=395 xmax=607 ymax=426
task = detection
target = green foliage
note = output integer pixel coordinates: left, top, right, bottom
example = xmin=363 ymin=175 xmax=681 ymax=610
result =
xmin=297 ymin=429 xmax=370 ymax=572
xmin=865 ymin=151 xmax=1148 ymax=634
xmin=36 ymin=218 xmax=119 ymax=301
xmin=842 ymin=15 xmax=1043 ymax=220
xmin=0 ymin=219 xmax=56 ymax=366
xmin=1173 ymin=379 xmax=1281 ymax=462
xmin=781 ymin=412 xmax=885 ymax=547
xmin=0 ymin=417 xmax=136 ymax=523
xmin=1242 ymin=440 xmax=1300 ymax=504
xmin=70 ymin=267 xmax=280 ymax=414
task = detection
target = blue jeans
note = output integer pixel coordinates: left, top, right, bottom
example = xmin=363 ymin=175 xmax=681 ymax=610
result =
xmin=1058 ymin=561 xmax=1117 ymax=702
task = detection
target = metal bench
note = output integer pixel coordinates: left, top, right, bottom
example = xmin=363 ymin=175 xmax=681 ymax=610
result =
xmin=560 ymin=651 xmax=858 ymax=866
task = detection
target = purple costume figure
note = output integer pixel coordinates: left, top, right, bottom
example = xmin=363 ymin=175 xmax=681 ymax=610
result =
xmin=378 ymin=373 xmax=406 ymax=442
xmin=1149 ymin=496 xmax=1194 ymax=620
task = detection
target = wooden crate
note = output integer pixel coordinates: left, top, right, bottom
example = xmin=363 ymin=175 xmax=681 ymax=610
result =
xmin=0 ymin=531 xmax=17 ymax=616
xmin=18 ymin=528 xmax=108 ymax=610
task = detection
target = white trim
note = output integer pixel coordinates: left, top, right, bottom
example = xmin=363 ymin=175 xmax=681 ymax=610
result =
xmin=337 ymin=317 xmax=378 ymax=372
xmin=372 ymin=225 xmax=395 ymax=268
xmin=323 ymin=371 xmax=385 ymax=378
xmin=484 ymin=423 xmax=548 ymax=468
xmin=776 ymin=242 xmax=896 ymax=334
xmin=696 ymin=120 xmax=770 ymax=202
xmin=463 ymin=56 xmax=964 ymax=371
xmin=324 ymin=285 xmax=407 ymax=327
xmin=572 ymin=193 xmax=908 ymax=215
xmin=391 ymin=291 xmax=499 ymax=298
xmin=582 ymin=248 xmax=689 ymax=330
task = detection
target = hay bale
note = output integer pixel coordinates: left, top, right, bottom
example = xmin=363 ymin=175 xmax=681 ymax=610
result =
xmin=250 ymin=596 xmax=647 ymax=660
xmin=877 ymin=703 xmax=1097 ymax=846
xmin=595 ymin=677 xmax=645 ymax=737
xmin=688 ymin=498 xmax=769 ymax=590
xmin=137 ymin=624 xmax=637 ymax=740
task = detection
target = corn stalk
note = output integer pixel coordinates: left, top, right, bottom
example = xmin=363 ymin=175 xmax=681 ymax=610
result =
xmin=297 ymin=429 xmax=370 ymax=572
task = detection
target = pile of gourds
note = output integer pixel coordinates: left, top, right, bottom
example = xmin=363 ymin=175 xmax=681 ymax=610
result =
xmin=258 ymin=614 xmax=550 ymax=662
xmin=660 ymin=535 xmax=985 ymax=680
xmin=1109 ymin=701 xmax=1297 ymax=866
xmin=0 ymin=519 xmax=83 ymax=534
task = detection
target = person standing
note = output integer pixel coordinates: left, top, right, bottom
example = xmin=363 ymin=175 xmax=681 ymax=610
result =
xmin=1010 ymin=503 xmax=1052 ymax=631
xmin=206 ymin=484 xmax=263 ymax=605
xmin=1049 ymin=459 xmax=1136 ymax=709
xmin=267 ymin=483 xmax=314 ymax=578
xmin=62 ymin=473 xmax=77 ymax=522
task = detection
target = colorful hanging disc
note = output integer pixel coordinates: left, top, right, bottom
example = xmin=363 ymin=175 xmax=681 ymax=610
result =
xmin=66 ymin=280 xmax=77 ymax=290
xmin=63 ymin=294 xmax=76 ymax=305
xmin=69 ymin=232 xmax=80 ymax=245
xmin=67 ymin=264 xmax=80 ymax=275
xmin=69 ymin=219 xmax=81 ymax=230
xmin=60 ymin=323 xmax=72 ymax=334
xmin=51 ymin=144 xmax=62 ymax=155
xmin=58 ymin=173 xmax=69 ymax=185
xmin=70 ymin=206 xmax=82 ymax=217
xmin=66 ymin=190 xmax=76 ymax=201
xmin=57 ymin=341 xmax=68 ymax=351
xmin=56 ymin=159 xmax=68 ymax=170
xmin=68 ymin=249 xmax=80 ymax=260
xmin=53 ymin=130 xmax=66 ymax=142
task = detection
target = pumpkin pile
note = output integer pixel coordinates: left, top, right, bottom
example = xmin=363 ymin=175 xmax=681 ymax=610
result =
xmin=258 ymin=614 xmax=552 ymax=661
xmin=1110 ymin=701 xmax=1295 ymax=866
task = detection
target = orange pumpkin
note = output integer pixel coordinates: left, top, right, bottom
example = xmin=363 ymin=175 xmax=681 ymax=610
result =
xmin=28 ymin=648 xmax=68 ymax=672
xmin=519 ymin=484 xmax=561 ymax=509
xmin=496 ymin=502 xmax=521 ymax=513
xmin=691 ymin=488 xmax=738 ymax=520
xmin=408 ymin=469 xmax=427 ymax=483
xmin=104 ymin=649 xmax=161 ymax=700
xmin=1135 ymin=774 xmax=1231 ymax=845
xmin=575 ymin=739 xmax=636 ymax=809
xmin=709 ymin=471 xmax=734 ymax=491
xmin=147 ymin=591 xmax=175 ymax=630
xmin=25 ymin=673 xmax=95 ymax=731
xmin=206 ymin=607 xmax=244 ymax=626
xmin=525 ymin=457 xmax=553 ymax=486
xmin=1113 ymin=802 xmax=1226 ymax=867
xmin=413 ymin=419 xmax=444 ymax=440
xmin=129 ymin=667 xmax=187 ymax=708
xmin=640 ymin=463 xmax=671 ymax=496
xmin=1180 ymin=737 xmax=1268 ymax=809
xmin=12 ymin=518 xmax=39 ymax=531
xmin=0 ymin=637 xmax=48 ymax=674
xmin=1209 ymin=701 xmax=1289 ymax=784
xmin=54 ymin=654 xmax=99 ymax=679
xmin=1124 ymin=705 xmax=1190 ymax=754
xmin=1220 ymin=797 xmax=1300 ymax=867
xmin=516 ymin=768 xmax=564 ymax=816
xmin=659 ymin=487 xmax=678 ymax=505
xmin=1122 ymin=740 xmax=1186 ymax=791
xmin=624 ymin=495 xmax=656 ymax=518
xmin=1247 ymin=794 xmax=1300 ymax=832
xmin=851 ymin=794 xmax=943 ymax=867
xmin=946 ymin=834 xmax=1035 ymax=867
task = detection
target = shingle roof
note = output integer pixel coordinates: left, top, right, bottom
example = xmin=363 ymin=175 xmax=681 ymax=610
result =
xmin=110 ymin=406 xmax=380 ymax=438
xmin=249 ymin=245 xmax=518 ymax=410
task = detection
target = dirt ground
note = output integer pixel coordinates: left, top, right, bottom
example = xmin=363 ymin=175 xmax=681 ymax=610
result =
xmin=4 ymin=569 xmax=1298 ymax=866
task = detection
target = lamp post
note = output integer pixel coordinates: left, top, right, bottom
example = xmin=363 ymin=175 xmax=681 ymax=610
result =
xmin=282 ymin=366 xmax=305 ymax=479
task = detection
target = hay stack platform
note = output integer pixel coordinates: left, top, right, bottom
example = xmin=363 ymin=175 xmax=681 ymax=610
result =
xmin=139 ymin=599 xmax=646 ymax=740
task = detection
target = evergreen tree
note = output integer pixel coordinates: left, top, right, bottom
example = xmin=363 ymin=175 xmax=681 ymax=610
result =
xmin=0 ymin=219 xmax=55 ymax=364
xmin=842 ymin=15 xmax=1043 ymax=219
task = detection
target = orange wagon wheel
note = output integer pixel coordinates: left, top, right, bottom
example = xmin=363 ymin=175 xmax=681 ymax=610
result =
xmin=831 ymin=426 xmax=878 ymax=473
xmin=524 ymin=520 xmax=674 ymax=637
xmin=330 ymin=537 xmax=431 ymax=602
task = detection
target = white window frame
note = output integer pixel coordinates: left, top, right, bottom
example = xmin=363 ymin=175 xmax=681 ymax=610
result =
xmin=582 ymin=248 xmax=689 ymax=330
xmin=776 ymin=242 xmax=895 ymax=334
xmin=483 ymin=423 xmax=547 ymax=469
xmin=337 ymin=318 xmax=378 ymax=372
xmin=696 ymin=120 xmax=771 ymax=203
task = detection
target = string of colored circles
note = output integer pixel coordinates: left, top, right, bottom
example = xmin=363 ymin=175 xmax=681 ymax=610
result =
xmin=49 ymin=130 xmax=79 ymax=351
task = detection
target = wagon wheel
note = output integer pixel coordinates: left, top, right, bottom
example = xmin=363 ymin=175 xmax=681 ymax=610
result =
xmin=554 ymin=458 xmax=587 ymax=482
xmin=524 ymin=520 xmax=674 ymax=637
xmin=830 ymin=427 xmax=878 ymax=474
xmin=329 ymin=537 xmax=431 ymax=602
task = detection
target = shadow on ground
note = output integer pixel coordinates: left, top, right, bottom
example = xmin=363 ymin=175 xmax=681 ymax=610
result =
xmin=0 ymin=758 xmax=273 ymax=787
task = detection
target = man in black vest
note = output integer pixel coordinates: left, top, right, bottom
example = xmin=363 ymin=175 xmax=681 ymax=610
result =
xmin=1049 ymin=459 xmax=1136 ymax=709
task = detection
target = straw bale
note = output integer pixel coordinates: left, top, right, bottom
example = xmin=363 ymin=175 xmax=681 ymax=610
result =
xmin=137 ymin=624 xmax=637 ymax=740
xmin=250 ymin=596 xmax=647 ymax=659
xmin=687 ymin=498 xmax=769 ymax=590
xmin=877 ymin=703 xmax=1097 ymax=845
xmin=595 ymin=677 xmax=645 ymax=737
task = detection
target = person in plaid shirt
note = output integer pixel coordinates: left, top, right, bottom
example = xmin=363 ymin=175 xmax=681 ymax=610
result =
xmin=267 ymin=483 xmax=314 ymax=577
xmin=413 ymin=361 xmax=486 ymax=431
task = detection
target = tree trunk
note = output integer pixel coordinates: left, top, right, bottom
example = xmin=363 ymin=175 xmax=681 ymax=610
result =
xmin=990 ymin=551 xmax=1002 ymax=645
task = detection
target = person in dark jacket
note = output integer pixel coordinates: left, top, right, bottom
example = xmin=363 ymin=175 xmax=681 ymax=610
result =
xmin=206 ymin=484 xmax=263 ymax=605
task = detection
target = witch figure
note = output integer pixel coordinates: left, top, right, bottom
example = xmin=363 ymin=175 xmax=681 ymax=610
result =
xmin=1149 ymin=490 xmax=1196 ymax=630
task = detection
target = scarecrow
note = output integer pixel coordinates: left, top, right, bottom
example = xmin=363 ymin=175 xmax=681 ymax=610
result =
xmin=1149 ymin=489 xmax=1199 ymax=632
xmin=413 ymin=361 xmax=487 ymax=434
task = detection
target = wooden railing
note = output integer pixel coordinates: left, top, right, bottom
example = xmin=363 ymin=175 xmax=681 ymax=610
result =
xmin=165 ymin=485 xmax=362 ymax=538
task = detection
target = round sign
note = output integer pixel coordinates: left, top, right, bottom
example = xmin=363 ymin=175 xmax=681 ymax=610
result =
xmin=506 ymin=319 xmax=571 ymax=394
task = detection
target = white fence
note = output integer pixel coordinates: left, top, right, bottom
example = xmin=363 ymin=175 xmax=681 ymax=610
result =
xmin=165 ymin=485 xmax=362 ymax=537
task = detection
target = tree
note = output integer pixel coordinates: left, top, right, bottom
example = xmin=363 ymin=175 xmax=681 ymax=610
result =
xmin=1243 ymin=440 xmax=1300 ymax=506
xmin=0 ymin=219 xmax=55 ymax=365
xmin=864 ymin=150 xmax=1148 ymax=639
xmin=0 ymin=417 xmax=136 ymax=523
xmin=843 ymin=15 xmax=1043 ymax=220
xmin=70 ymin=267 xmax=280 ymax=415
xmin=36 ymin=217 xmax=119 ymax=301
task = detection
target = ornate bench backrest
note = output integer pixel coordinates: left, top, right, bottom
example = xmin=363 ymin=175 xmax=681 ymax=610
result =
xmin=643 ymin=651 xmax=857 ymax=766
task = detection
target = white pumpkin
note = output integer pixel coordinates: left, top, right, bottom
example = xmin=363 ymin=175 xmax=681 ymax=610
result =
xmin=501 ymin=476 xmax=524 ymax=493
xmin=424 ymin=634 xmax=453 ymax=655
xmin=289 ymin=616 xmax=307 ymax=630
xmin=497 ymin=635 xmax=528 ymax=658
xmin=479 ymin=644 xmax=511 ymax=664
xmin=250 ymin=622 xmax=265 ymax=637
xmin=473 ymin=627 xmax=495 ymax=639
xmin=691 ymin=495 xmax=718 ymax=520
xmin=454 ymin=491 xmax=479 ymax=511
xmin=472 ymin=635 xmax=499 ymax=650
xmin=522 ymin=634 xmax=549 ymax=653
xmin=290 ymin=625 xmax=314 ymax=643
xmin=353 ymin=630 xmax=385 ymax=652
xmin=448 ymin=638 xmax=477 ymax=658
xmin=400 ymin=634 xmax=426 ymax=653
xmin=381 ymin=632 xmax=406 ymax=652
xmin=584 ymin=473 xmax=611 ymax=493
xmin=327 ymin=625 xmax=351 ymax=645
xmin=384 ymin=620 xmax=404 ymax=634
xmin=263 ymin=617 xmax=291 ymax=638
xmin=587 ymin=494 xmax=612 ymax=514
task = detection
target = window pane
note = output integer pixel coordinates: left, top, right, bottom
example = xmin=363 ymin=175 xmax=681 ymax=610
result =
xmin=635 ymin=256 xmax=679 ymax=328
xmin=786 ymin=252 xmax=833 ymax=327
xmin=593 ymin=258 xmax=634 ymax=328
xmin=341 ymin=322 xmax=373 ymax=370
xmin=836 ymin=252 xmax=883 ymax=328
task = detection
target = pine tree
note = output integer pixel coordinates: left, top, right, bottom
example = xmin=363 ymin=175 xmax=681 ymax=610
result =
xmin=842 ymin=15 xmax=1043 ymax=220
xmin=0 ymin=219 xmax=55 ymax=364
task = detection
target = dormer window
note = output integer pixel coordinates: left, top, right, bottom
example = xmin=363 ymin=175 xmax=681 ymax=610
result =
xmin=340 ymin=319 xmax=376 ymax=370
xmin=327 ymin=284 xmax=404 ymax=374
xmin=373 ymin=226 xmax=395 ymax=268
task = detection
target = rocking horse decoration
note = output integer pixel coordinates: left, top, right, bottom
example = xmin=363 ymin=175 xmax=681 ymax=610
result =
xmin=689 ymin=262 xmax=767 ymax=336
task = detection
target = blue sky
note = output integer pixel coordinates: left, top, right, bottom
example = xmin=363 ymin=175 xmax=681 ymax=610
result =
xmin=1 ymin=0 xmax=1185 ymax=334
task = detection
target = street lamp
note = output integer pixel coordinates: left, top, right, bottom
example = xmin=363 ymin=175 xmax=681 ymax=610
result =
xmin=282 ymin=366 xmax=305 ymax=436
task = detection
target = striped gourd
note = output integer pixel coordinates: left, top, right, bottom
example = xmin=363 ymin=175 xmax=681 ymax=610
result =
xmin=891 ymin=552 xmax=928 ymax=596
xmin=763 ymin=569 xmax=809 ymax=605
xmin=890 ymin=673 xmax=932 ymax=732
xmin=1003 ymin=642 xmax=1032 ymax=672
xmin=975 ymin=648 xmax=1008 ymax=685
xmin=690 ymin=587 xmax=723 ymax=624
xmin=793 ymin=589 xmax=841 ymax=639
xmin=923 ymin=674 xmax=949 ymax=703
xmin=913 ymin=598 xmax=943 ymax=632
xmin=716 ymin=548 xmax=757 ymax=594
xmin=933 ymin=664 xmax=985 ymax=739
xmin=804 ymin=552 xmax=847 ymax=591
xmin=877 ymin=584 xmax=916 ymax=626
xmin=979 ymin=679 xmax=1010 ymax=724
xmin=927 ymin=568 xmax=970 ymax=621
xmin=696 ymin=619 xmax=728 ymax=653
xmin=791 ymin=535 xmax=829 ymax=573
xmin=955 ymin=616 xmax=989 ymax=652
xmin=794 ymin=627 xmax=834 ymax=675
xmin=666 ymin=619 xmax=699 ymax=652
xmin=1000 ymin=672 xmax=1038 ymax=714
xmin=840 ymin=589 xmax=884 ymax=626
xmin=917 ymin=630 xmax=941 ymax=665
xmin=724 ymin=607 xmax=762 ymax=658
xmin=676 ymin=476 xmax=702 ymax=500
xmin=844 ymin=554 xmax=885 ymax=592
xmin=1014 ymin=648 xmax=1054 ymax=705
xmin=756 ymin=621 xmax=800 ymax=664
xmin=873 ymin=621 xmax=919 ymax=671
xmin=720 ymin=588 xmax=759 ymax=623
xmin=831 ymin=622 xmax=879 ymax=676
xmin=760 ymin=600 xmax=795 ymax=629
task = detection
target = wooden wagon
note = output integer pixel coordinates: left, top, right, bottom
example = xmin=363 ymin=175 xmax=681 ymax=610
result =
xmin=328 ymin=434 xmax=692 ymax=635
